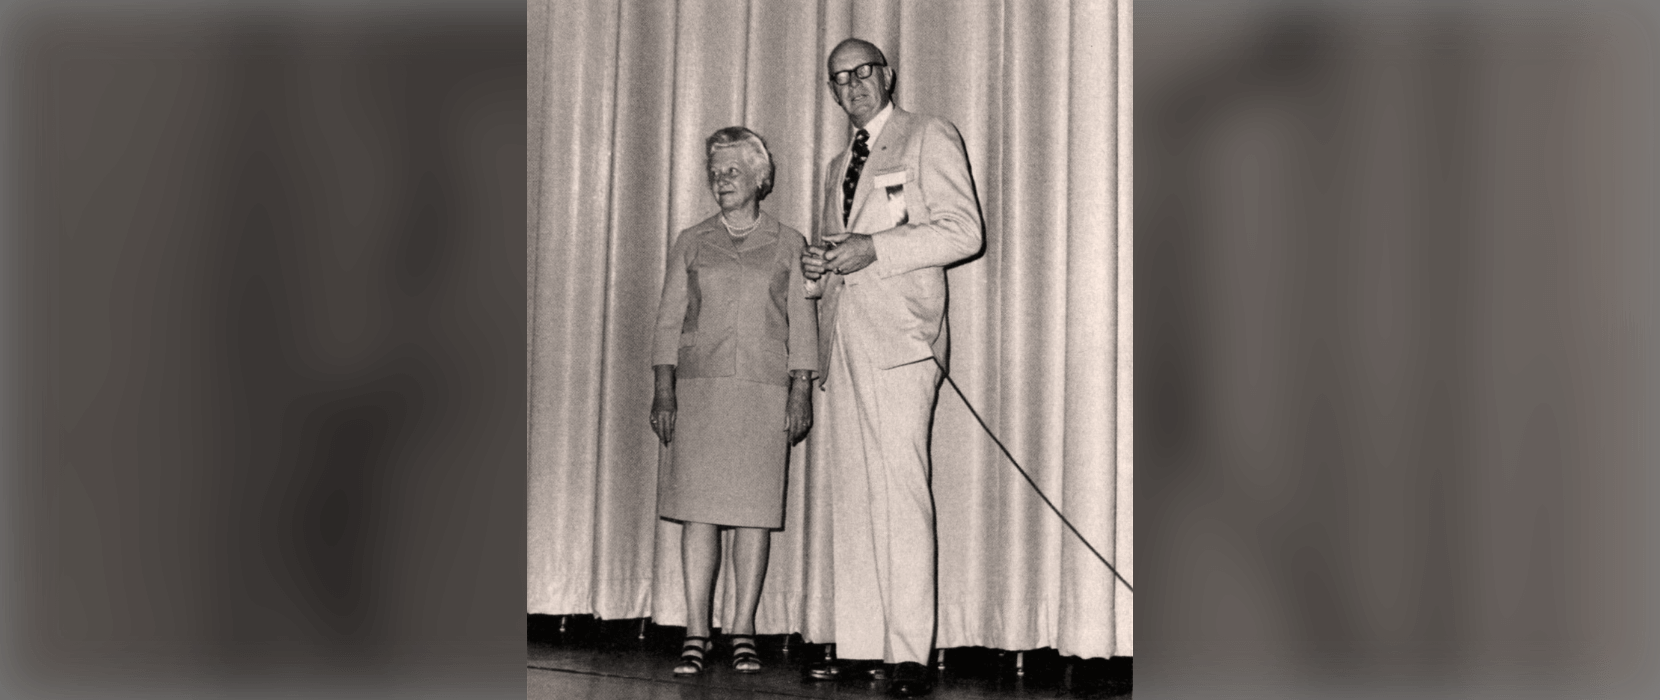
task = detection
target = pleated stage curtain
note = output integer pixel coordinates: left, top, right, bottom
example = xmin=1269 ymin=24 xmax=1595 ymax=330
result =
xmin=528 ymin=0 xmax=1131 ymax=660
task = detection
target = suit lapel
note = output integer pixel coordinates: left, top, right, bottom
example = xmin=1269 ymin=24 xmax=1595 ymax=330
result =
xmin=818 ymin=153 xmax=847 ymax=336
xmin=823 ymin=150 xmax=850 ymax=241
xmin=848 ymin=108 xmax=911 ymax=230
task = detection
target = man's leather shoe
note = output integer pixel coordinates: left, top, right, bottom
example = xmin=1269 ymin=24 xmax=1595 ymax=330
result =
xmin=805 ymin=659 xmax=885 ymax=681
xmin=887 ymin=661 xmax=932 ymax=697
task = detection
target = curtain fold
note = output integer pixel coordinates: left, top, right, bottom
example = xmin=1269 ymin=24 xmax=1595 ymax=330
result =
xmin=529 ymin=0 xmax=1131 ymax=660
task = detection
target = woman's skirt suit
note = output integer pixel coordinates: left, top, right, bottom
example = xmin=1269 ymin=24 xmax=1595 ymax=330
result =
xmin=651 ymin=211 xmax=818 ymax=529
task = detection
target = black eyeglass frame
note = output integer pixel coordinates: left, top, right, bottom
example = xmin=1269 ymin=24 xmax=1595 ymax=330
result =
xmin=828 ymin=61 xmax=887 ymax=86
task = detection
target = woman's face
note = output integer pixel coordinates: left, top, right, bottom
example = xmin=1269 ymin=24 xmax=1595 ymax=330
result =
xmin=708 ymin=147 xmax=761 ymax=212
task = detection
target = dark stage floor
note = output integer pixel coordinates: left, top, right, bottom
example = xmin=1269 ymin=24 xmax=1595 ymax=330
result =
xmin=528 ymin=615 xmax=1132 ymax=699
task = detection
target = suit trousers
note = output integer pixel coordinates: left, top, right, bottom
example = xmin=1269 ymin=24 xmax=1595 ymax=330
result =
xmin=824 ymin=318 xmax=941 ymax=664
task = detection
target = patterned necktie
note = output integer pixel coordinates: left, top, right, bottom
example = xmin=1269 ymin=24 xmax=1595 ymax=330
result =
xmin=840 ymin=128 xmax=870 ymax=226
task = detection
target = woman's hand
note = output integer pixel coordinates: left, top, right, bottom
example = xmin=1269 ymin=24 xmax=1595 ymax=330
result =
xmin=785 ymin=372 xmax=814 ymax=445
xmin=801 ymin=244 xmax=829 ymax=281
xmin=651 ymin=365 xmax=677 ymax=444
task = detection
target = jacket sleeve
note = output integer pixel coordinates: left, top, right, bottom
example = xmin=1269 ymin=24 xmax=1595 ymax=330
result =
xmin=783 ymin=230 xmax=819 ymax=373
xmin=651 ymin=230 xmax=692 ymax=366
xmin=868 ymin=116 xmax=984 ymax=278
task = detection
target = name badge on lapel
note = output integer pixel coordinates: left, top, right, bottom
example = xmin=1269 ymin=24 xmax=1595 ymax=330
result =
xmin=873 ymin=170 xmax=909 ymax=227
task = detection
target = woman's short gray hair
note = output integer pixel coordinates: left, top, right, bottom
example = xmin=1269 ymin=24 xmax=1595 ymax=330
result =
xmin=705 ymin=126 xmax=776 ymax=202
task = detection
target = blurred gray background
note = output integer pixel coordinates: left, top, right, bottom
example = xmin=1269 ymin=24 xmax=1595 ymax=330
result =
xmin=3 ymin=1 xmax=525 ymax=698
xmin=1 ymin=0 xmax=1657 ymax=698
xmin=1138 ymin=1 xmax=1657 ymax=698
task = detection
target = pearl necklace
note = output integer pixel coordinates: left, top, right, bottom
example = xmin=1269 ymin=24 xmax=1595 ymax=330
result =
xmin=721 ymin=212 xmax=761 ymax=237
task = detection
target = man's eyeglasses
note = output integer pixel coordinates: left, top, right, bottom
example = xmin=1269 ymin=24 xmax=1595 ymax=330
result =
xmin=829 ymin=61 xmax=886 ymax=86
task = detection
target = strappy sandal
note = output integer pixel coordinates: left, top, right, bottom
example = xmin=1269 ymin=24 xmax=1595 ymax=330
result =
xmin=673 ymin=635 xmax=710 ymax=676
xmin=729 ymin=635 xmax=762 ymax=674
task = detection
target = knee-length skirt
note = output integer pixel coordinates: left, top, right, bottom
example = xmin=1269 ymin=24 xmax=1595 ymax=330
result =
xmin=657 ymin=376 xmax=788 ymax=529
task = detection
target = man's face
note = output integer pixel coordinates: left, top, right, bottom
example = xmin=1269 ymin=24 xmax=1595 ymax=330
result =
xmin=827 ymin=44 xmax=891 ymax=128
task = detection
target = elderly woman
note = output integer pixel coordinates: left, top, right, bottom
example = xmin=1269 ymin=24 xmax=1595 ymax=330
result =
xmin=650 ymin=126 xmax=817 ymax=676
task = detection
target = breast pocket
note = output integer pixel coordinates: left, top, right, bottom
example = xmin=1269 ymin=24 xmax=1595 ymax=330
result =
xmin=871 ymin=169 xmax=913 ymax=228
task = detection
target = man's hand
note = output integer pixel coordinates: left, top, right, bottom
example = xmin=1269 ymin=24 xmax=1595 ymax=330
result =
xmin=801 ymin=244 xmax=830 ymax=281
xmin=822 ymin=232 xmax=877 ymax=275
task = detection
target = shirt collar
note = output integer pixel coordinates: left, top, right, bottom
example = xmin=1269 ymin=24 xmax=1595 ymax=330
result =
xmin=851 ymin=102 xmax=894 ymax=150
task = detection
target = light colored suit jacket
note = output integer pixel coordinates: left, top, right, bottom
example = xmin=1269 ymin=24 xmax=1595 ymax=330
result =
xmin=816 ymin=107 xmax=983 ymax=378
xmin=653 ymin=211 xmax=818 ymax=387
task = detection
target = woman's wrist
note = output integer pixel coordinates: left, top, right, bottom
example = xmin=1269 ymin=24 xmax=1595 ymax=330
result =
xmin=653 ymin=364 xmax=677 ymax=398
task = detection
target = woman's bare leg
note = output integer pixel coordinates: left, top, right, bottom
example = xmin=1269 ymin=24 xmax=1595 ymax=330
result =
xmin=674 ymin=521 xmax=720 ymax=674
xmin=681 ymin=522 xmax=721 ymax=638
xmin=727 ymin=527 xmax=771 ymax=672
xmin=729 ymin=527 xmax=771 ymax=635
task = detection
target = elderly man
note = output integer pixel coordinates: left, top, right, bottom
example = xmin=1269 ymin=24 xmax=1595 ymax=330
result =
xmin=800 ymin=37 xmax=983 ymax=698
